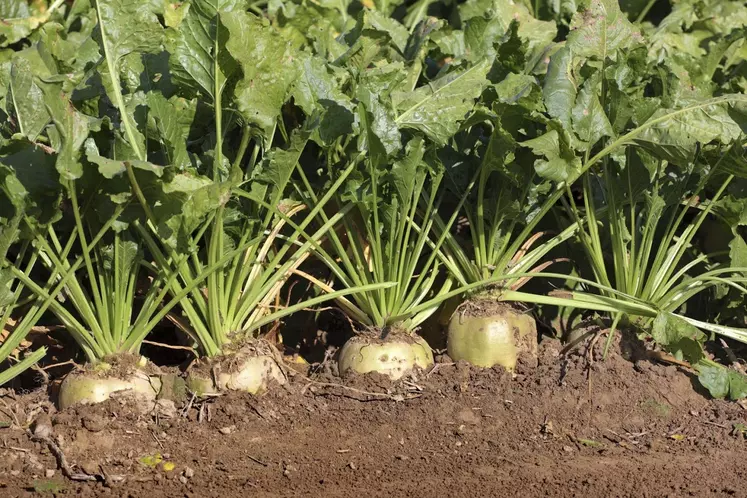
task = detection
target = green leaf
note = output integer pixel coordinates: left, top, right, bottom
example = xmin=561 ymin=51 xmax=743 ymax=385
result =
xmin=635 ymin=98 xmax=744 ymax=164
xmin=44 ymin=89 xmax=91 ymax=181
xmin=543 ymin=46 xmax=576 ymax=132
xmin=93 ymin=0 xmax=164 ymax=63
xmin=7 ymin=45 xmax=56 ymax=141
xmin=146 ymin=92 xmax=198 ymax=170
xmin=164 ymin=0 xmax=241 ymax=101
xmin=292 ymin=54 xmax=355 ymax=145
xmin=494 ymin=73 xmax=543 ymax=112
xmin=390 ymin=136 xmax=425 ymax=204
xmin=0 ymin=139 xmax=61 ymax=224
xmin=0 ymin=0 xmax=55 ymax=48
xmin=86 ymin=153 xmax=165 ymax=180
xmin=566 ymin=0 xmax=641 ymax=60
xmin=357 ymin=86 xmax=400 ymax=166
xmin=698 ymin=364 xmax=747 ymax=400
xmin=521 ymin=127 xmax=581 ymax=183
xmin=93 ymin=0 xmax=165 ymax=161
xmin=572 ymin=76 xmax=613 ymax=147
xmin=223 ymin=12 xmax=299 ymax=140
xmin=729 ymin=235 xmax=747 ymax=269
xmin=395 ymin=59 xmax=491 ymax=145
xmin=651 ymin=312 xmax=706 ymax=365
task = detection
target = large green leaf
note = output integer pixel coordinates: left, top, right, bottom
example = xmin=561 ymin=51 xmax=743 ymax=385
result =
xmin=634 ymin=98 xmax=744 ymax=164
xmin=651 ymin=312 xmax=706 ymax=365
xmin=223 ymin=12 xmax=299 ymax=141
xmin=0 ymin=0 xmax=57 ymax=48
xmin=698 ymin=364 xmax=747 ymax=401
xmin=543 ymin=46 xmax=576 ymax=133
xmin=291 ymin=54 xmax=355 ymax=145
xmin=566 ymin=0 xmax=641 ymax=60
xmin=394 ymin=59 xmax=491 ymax=145
xmin=572 ymin=75 xmax=614 ymax=147
xmin=146 ymin=92 xmax=198 ymax=170
xmin=7 ymin=45 xmax=56 ymax=141
xmin=164 ymin=0 xmax=241 ymax=101
xmin=0 ymin=139 xmax=61 ymax=224
xmin=521 ymin=127 xmax=581 ymax=183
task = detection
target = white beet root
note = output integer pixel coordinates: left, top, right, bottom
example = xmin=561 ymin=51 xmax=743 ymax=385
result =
xmin=337 ymin=334 xmax=433 ymax=380
xmin=186 ymin=342 xmax=287 ymax=395
xmin=447 ymin=302 xmax=537 ymax=371
xmin=58 ymin=368 xmax=161 ymax=410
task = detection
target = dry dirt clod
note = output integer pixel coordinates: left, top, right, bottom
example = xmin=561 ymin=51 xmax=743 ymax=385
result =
xmin=82 ymin=414 xmax=109 ymax=432
xmin=45 ymin=469 xmax=55 ymax=478
xmin=218 ymin=425 xmax=236 ymax=435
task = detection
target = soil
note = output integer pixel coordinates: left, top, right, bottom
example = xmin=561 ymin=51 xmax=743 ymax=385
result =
xmin=455 ymin=298 xmax=524 ymax=318
xmin=0 ymin=333 xmax=746 ymax=498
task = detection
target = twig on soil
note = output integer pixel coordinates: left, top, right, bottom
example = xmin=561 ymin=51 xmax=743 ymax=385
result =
xmin=301 ymin=381 xmax=419 ymax=402
xmin=247 ymin=402 xmax=268 ymax=421
xmin=426 ymin=362 xmax=454 ymax=378
xmin=151 ymin=431 xmax=165 ymax=450
xmin=700 ymin=420 xmax=729 ymax=429
xmin=246 ymin=454 xmax=269 ymax=467
xmin=181 ymin=393 xmax=197 ymax=418
xmin=6 ymin=446 xmax=30 ymax=453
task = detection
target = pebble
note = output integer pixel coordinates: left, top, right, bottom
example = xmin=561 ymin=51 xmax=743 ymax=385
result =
xmin=219 ymin=426 xmax=236 ymax=435
xmin=45 ymin=469 xmax=55 ymax=478
xmin=32 ymin=414 xmax=53 ymax=440
xmin=184 ymin=466 xmax=195 ymax=479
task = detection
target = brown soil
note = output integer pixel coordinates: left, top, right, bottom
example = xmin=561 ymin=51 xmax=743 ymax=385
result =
xmin=455 ymin=298 xmax=523 ymax=318
xmin=1 ymin=333 xmax=746 ymax=497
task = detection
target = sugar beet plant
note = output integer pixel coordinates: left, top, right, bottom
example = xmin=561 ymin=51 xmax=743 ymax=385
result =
xmin=524 ymin=0 xmax=747 ymax=397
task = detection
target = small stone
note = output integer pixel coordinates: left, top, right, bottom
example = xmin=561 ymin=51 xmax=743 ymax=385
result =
xmin=395 ymin=455 xmax=409 ymax=460
xmin=348 ymin=462 xmax=356 ymax=470
xmin=45 ymin=469 xmax=55 ymax=478
xmin=218 ymin=425 xmax=235 ymax=435
xmin=32 ymin=414 xmax=53 ymax=440
xmin=563 ymin=445 xmax=574 ymax=453
xmin=10 ymin=470 xmax=20 ymax=477
xmin=184 ymin=466 xmax=195 ymax=479
xmin=179 ymin=475 xmax=188 ymax=485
